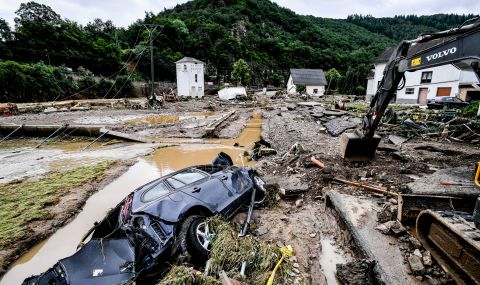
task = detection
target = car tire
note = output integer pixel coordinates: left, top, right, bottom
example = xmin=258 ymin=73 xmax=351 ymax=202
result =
xmin=186 ymin=216 xmax=214 ymax=264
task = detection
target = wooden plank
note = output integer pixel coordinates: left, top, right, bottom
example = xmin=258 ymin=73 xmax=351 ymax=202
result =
xmin=205 ymin=110 xmax=236 ymax=133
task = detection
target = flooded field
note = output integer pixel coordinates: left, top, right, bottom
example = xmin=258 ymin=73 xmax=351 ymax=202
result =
xmin=0 ymin=112 xmax=262 ymax=284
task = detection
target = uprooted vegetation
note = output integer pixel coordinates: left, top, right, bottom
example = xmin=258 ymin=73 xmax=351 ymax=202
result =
xmin=158 ymin=216 xmax=299 ymax=285
xmin=0 ymin=161 xmax=113 ymax=249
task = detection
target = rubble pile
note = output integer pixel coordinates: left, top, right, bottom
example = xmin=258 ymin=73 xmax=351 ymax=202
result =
xmin=159 ymin=216 xmax=300 ymax=285
xmin=376 ymin=216 xmax=454 ymax=284
xmin=377 ymin=109 xmax=480 ymax=144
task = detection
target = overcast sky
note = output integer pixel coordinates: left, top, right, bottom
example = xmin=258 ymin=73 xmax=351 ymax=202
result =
xmin=0 ymin=0 xmax=478 ymax=28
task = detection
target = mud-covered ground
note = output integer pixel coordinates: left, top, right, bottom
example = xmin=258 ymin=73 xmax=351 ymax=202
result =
xmin=0 ymin=160 xmax=134 ymax=274
xmin=1 ymin=96 xmax=479 ymax=284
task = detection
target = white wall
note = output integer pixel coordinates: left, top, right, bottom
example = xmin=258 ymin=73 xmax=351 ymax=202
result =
xmin=366 ymin=78 xmax=375 ymax=99
xmin=366 ymin=63 xmax=387 ymax=101
xmin=306 ymin=85 xmax=325 ymax=96
xmin=369 ymin=62 xmax=479 ymax=104
xmin=287 ymin=75 xmax=325 ymax=95
xmin=176 ymin=62 xmax=204 ymax=98
xmin=396 ymin=65 xmax=461 ymax=104
xmin=287 ymin=75 xmax=296 ymax=94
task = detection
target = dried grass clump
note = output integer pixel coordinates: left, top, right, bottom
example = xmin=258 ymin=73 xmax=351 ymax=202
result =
xmin=157 ymin=265 xmax=220 ymax=285
xmin=208 ymin=216 xmax=292 ymax=285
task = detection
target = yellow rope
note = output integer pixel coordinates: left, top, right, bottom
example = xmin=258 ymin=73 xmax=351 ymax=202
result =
xmin=266 ymin=245 xmax=293 ymax=285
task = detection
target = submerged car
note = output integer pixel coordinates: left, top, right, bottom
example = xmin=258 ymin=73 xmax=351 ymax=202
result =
xmin=23 ymin=153 xmax=266 ymax=285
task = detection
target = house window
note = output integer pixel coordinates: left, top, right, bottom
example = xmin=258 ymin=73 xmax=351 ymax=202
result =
xmin=313 ymin=89 xmax=318 ymax=94
xmin=405 ymin=88 xmax=415 ymax=95
xmin=421 ymin=71 xmax=433 ymax=84
xmin=183 ymin=64 xmax=187 ymax=71
xmin=195 ymin=74 xmax=198 ymax=83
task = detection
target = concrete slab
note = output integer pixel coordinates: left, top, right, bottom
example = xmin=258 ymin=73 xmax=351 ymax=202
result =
xmin=408 ymin=167 xmax=478 ymax=196
xmin=327 ymin=190 xmax=423 ymax=285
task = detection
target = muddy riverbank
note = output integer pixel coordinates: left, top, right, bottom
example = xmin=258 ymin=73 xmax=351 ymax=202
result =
xmin=0 ymin=160 xmax=134 ymax=276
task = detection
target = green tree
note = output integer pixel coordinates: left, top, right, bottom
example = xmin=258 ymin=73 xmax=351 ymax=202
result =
xmin=231 ymin=59 xmax=251 ymax=86
xmin=0 ymin=18 xmax=12 ymax=41
xmin=325 ymin=68 xmax=342 ymax=90
xmin=14 ymin=1 xmax=61 ymax=27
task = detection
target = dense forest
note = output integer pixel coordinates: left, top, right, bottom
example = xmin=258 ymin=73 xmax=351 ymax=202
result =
xmin=0 ymin=0 xmax=477 ymax=102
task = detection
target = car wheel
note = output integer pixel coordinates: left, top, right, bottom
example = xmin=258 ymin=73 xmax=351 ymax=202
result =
xmin=186 ymin=216 xmax=215 ymax=264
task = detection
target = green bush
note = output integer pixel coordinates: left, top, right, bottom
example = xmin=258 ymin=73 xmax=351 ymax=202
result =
xmin=464 ymin=100 xmax=479 ymax=117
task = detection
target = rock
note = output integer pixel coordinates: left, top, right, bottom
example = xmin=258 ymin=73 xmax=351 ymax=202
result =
xmin=389 ymin=198 xmax=398 ymax=205
xmin=297 ymin=102 xmax=321 ymax=108
xmin=286 ymin=104 xmax=297 ymax=110
xmin=388 ymin=135 xmax=408 ymax=145
xmin=408 ymin=236 xmax=423 ymax=249
xmin=43 ymin=107 xmax=58 ymax=113
xmin=415 ymin=275 xmax=424 ymax=281
xmin=336 ymin=259 xmax=376 ymax=285
xmin=71 ymin=106 xmax=90 ymax=111
xmin=280 ymin=107 xmax=288 ymax=112
xmin=358 ymin=170 xmax=368 ymax=179
xmin=391 ymin=151 xmax=409 ymax=162
xmin=292 ymin=262 xmax=300 ymax=268
xmin=423 ymin=251 xmax=433 ymax=266
xmin=408 ymin=255 xmax=425 ymax=273
xmin=324 ymin=117 xmax=358 ymax=136
xmin=377 ymin=205 xmax=394 ymax=223
xmin=323 ymin=109 xmax=346 ymax=116
xmin=255 ymin=225 xmax=269 ymax=236
xmin=309 ymin=233 xmax=317 ymax=238
xmin=390 ymin=221 xmax=407 ymax=236
xmin=295 ymin=198 xmax=304 ymax=208
xmin=376 ymin=220 xmax=396 ymax=234
xmin=413 ymin=249 xmax=422 ymax=258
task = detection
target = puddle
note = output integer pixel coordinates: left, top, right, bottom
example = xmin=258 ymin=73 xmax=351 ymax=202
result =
xmin=126 ymin=112 xmax=216 ymax=125
xmin=1 ymin=112 xmax=262 ymax=284
xmin=319 ymin=239 xmax=348 ymax=285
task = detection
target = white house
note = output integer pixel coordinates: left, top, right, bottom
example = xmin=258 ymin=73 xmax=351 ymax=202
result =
xmin=287 ymin=69 xmax=327 ymax=96
xmin=367 ymin=47 xmax=479 ymax=104
xmin=175 ymin=57 xmax=204 ymax=98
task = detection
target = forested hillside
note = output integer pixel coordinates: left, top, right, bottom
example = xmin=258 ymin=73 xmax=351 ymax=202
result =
xmin=0 ymin=0 xmax=477 ymax=102
xmin=347 ymin=14 xmax=477 ymax=41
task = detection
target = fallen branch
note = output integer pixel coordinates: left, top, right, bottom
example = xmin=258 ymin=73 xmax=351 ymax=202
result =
xmin=333 ymin=177 xmax=398 ymax=197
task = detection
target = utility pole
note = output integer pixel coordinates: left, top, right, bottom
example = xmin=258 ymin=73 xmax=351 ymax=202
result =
xmin=143 ymin=24 xmax=158 ymax=101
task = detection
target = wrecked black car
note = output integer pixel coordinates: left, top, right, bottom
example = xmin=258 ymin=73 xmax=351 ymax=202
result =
xmin=23 ymin=153 xmax=266 ymax=285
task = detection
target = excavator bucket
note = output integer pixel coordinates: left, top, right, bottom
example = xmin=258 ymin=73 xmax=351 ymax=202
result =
xmin=340 ymin=132 xmax=381 ymax=161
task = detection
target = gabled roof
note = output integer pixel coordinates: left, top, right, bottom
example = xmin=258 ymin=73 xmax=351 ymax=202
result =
xmin=175 ymin=57 xmax=204 ymax=64
xmin=289 ymin=69 xmax=327 ymax=86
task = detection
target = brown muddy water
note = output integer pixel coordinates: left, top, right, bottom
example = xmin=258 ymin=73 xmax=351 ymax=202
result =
xmin=0 ymin=114 xmax=262 ymax=284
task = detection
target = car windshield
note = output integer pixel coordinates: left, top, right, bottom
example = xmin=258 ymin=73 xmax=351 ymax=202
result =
xmin=142 ymin=182 xmax=170 ymax=202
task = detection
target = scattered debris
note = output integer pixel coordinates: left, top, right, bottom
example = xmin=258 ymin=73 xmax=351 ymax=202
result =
xmin=324 ymin=117 xmax=360 ymax=136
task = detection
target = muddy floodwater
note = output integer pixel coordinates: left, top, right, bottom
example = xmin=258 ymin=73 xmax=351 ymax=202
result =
xmin=0 ymin=113 xmax=262 ymax=285
xmin=319 ymin=239 xmax=348 ymax=285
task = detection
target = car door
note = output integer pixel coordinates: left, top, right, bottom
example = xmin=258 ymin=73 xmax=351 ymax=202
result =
xmin=212 ymin=168 xmax=253 ymax=214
